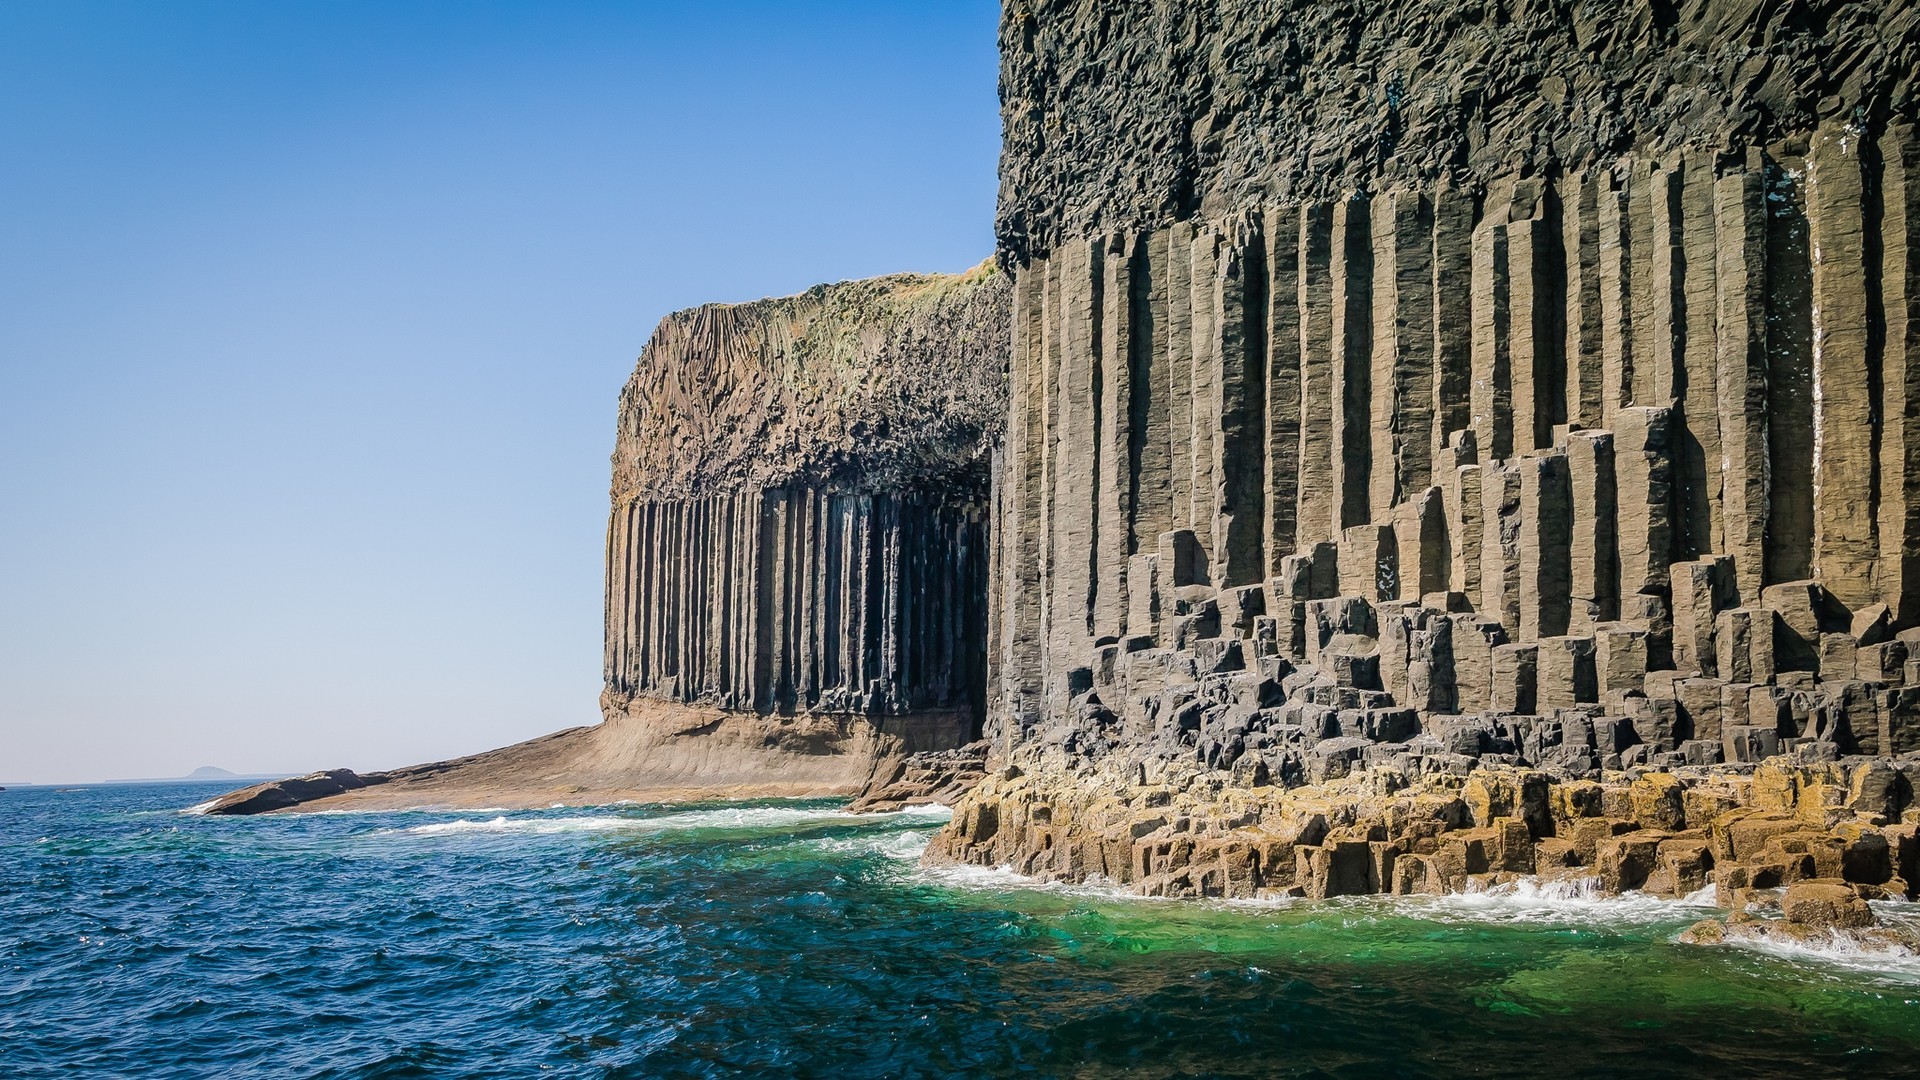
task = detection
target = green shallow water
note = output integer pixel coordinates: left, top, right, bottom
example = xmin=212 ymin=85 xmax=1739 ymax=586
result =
xmin=2 ymin=782 xmax=1917 ymax=1078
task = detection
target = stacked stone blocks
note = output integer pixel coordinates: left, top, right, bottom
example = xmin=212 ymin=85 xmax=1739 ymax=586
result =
xmin=989 ymin=125 xmax=1920 ymax=777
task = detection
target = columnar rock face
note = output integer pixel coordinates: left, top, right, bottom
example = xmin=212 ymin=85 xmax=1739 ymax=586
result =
xmin=933 ymin=0 xmax=1920 ymax=903
xmin=604 ymin=266 xmax=1009 ymax=769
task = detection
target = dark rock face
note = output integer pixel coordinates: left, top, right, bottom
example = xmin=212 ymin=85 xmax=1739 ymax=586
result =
xmin=997 ymin=0 xmax=1920 ymax=265
xmin=929 ymin=0 xmax=1920 ymax=905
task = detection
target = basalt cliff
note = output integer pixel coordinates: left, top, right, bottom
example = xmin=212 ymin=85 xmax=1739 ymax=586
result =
xmin=599 ymin=267 xmax=1008 ymax=800
xmin=214 ymin=0 xmax=1920 ymax=947
xmin=923 ymin=0 xmax=1920 ymax=944
xmin=207 ymin=267 xmax=1009 ymax=814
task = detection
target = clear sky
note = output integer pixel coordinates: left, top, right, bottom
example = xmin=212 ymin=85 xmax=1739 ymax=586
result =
xmin=0 ymin=1 xmax=1001 ymax=784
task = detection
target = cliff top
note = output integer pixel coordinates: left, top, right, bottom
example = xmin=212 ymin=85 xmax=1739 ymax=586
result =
xmin=611 ymin=262 xmax=1010 ymax=502
xmin=998 ymin=0 xmax=1920 ymax=262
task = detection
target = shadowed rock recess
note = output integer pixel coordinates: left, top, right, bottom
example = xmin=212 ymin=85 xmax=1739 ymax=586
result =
xmin=926 ymin=0 xmax=1920 ymax=934
xmin=602 ymin=266 xmax=1009 ymax=799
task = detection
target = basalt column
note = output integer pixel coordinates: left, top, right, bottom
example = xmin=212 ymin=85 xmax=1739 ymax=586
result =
xmin=990 ymin=127 xmax=1920 ymax=710
xmin=980 ymin=0 xmax=1920 ymax=775
xmin=937 ymin=0 xmax=1920 ymax=902
xmin=605 ymin=266 xmax=1008 ymax=750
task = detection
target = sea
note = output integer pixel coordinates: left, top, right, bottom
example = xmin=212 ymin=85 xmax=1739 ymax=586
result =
xmin=3 ymin=781 xmax=1918 ymax=1078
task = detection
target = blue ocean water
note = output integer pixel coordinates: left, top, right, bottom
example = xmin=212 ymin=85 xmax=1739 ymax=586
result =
xmin=3 ymin=782 xmax=1918 ymax=1078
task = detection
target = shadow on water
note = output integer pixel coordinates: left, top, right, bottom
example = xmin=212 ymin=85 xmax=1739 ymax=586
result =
xmin=1 ymin=784 xmax=1916 ymax=1079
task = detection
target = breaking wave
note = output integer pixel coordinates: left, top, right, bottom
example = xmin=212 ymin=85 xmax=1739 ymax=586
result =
xmin=387 ymin=802 xmax=952 ymax=838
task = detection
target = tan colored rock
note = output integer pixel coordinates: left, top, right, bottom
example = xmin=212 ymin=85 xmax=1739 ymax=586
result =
xmin=1782 ymin=880 xmax=1875 ymax=929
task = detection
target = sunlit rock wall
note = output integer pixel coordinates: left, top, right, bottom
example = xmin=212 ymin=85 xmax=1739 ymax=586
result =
xmin=605 ymin=266 xmax=1008 ymax=741
xmin=985 ymin=0 xmax=1920 ymax=768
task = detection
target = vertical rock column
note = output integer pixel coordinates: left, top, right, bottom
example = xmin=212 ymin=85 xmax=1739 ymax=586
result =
xmin=1563 ymin=173 xmax=1608 ymax=431
xmin=1265 ymin=206 xmax=1303 ymax=571
xmin=1297 ymin=205 xmax=1339 ymax=550
xmin=1883 ymin=124 xmax=1920 ymax=623
xmin=1506 ymin=180 xmax=1565 ymax=454
xmin=1332 ymin=196 xmax=1374 ymax=532
xmin=1517 ymin=451 xmax=1574 ymax=640
xmin=1714 ymin=168 xmax=1771 ymax=600
xmin=1766 ymin=152 xmax=1816 ymax=586
xmin=1675 ymin=151 xmax=1724 ymax=562
xmin=1806 ymin=122 xmax=1880 ymax=610
xmin=1189 ymin=230 xmax=1221 ymax=552
xmin=1001 ymin=259 xmax=1049 ymax=728
xmin=1213 ymin=227 xmax=1269 ymax=586
xmin=1369 ymin=190 xmax=1437 ymax=517
xmin=1097 ymin=232 xmax=1136 ymax=640
xmin=1050 ymin=238 xmax=1103 ymax=696
xmin=1432 ymin=187 xmax=1476 ymax=467
xmin=1471 ymin=193 xmax=1515 ymax=462
xmin=1132 ymin=232 xmax=1178 ymax=584
xmin=1567 ymin=430 xmax=1618 ymax=631
xmin=1597 ymin=169 xmax=1634 ymax=423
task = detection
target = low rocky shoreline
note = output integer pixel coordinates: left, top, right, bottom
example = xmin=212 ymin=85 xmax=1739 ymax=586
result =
xmin=926 ymin=751 xmax=1919 ymax=951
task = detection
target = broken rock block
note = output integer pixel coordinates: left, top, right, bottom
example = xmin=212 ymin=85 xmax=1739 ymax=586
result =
xmin=1858 ymin=640 xmax=1909 ymax=684
xmin=1819 ymin=633 xmax=1859 ymax=681
xmin=1306 ymin=596 xmax=1377 ymax=666
xmin=1593 ymin=622 xmax=1649 ymax=695
xmin=1491 ymin=642 xmax=1539 ymax=713
xmin=1322 ymin=637 xmax=1383 ymax=690
xmin=1126 ymin=553 xmax=1164 ymax=641
xmin=1670 ymin=556 xmax=1736 ymax=676
xmin=1674 ymin=678 xmax=1725 ymax=742
xmin=1449 ymin=616 xmax=1507 ymax=712
xmin=1339 ymin=524 xmax=1399 ymax=602
xmin=1781 ymin=880 xmax=1875 ymax=929
xmin=1159 ymin=529 xmax=1209 ymax=588
xmin=1762 ymin=581 xmax=1850 ymax=673
xmin=1218 ymin=584 xmax=1267 ymax=636
xmin=1536 ymin=636 xmax=1598 ymax=710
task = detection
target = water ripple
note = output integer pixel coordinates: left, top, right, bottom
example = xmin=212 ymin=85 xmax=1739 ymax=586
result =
xmin=1 ymin=782 xmax=1915 ymax=1078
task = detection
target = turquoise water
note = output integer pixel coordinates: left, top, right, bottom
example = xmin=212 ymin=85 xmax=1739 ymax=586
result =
xmin=3 ymin=782 xmax=1918 ymax=1078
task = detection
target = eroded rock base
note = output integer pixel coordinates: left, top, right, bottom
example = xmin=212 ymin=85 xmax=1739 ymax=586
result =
xmin=206 ymin=697 xmax=973 ymax=814
xmin=927 ymin=755 xmax=1920 ymax=904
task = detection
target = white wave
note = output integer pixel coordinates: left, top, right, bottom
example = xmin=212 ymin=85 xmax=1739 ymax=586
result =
xmin=641 ymin=802 xmax=950 ymax=832
xmin=918 ymin=863 xmax=1725 ymax=926
xmin=1390 ymin=876 xmax=1722 ymax=928
xmin=809 ymin=829 xmax=938 ymax=860
xmin=398 ymin=815 xmax=603 ymax=836
xmin=179 ymin=799 xmax=529 ymax=818
xmin=386 ymin=802 xmax=954 ymax=839
xmin=915 ymin=860 xmax=1162 ymax=902
xmin=1705 ymin=923 xmax=1920 ymax=985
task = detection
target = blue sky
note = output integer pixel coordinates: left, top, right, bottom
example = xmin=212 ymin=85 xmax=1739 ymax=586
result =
xmin=0 ymin=1 xmax=1000 ymax=783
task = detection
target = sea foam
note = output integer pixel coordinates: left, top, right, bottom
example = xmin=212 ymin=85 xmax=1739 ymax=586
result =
xmin=388 ymin=802 xmax=952 ymax=838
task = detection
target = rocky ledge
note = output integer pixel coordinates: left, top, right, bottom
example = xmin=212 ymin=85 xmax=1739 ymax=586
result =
xmin=930 ymin=752 xmax=1917 ymax=907
xmin=199 ymin=769 xmax=379 ymax=815
xmin=1681 ymin=880 xmax=1920 ymax=956
xmin=848 ymin=742 xmax=989 ymax=813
